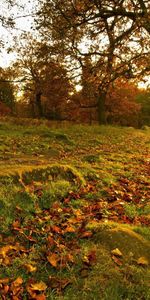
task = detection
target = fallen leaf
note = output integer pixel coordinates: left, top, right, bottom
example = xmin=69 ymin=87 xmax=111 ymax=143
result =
xmin=11 ymin=277 xmax=23 ymax=287
xmin=0 ymin=278 xmax=9 ymax=284
xmin=47 ymin=236 xmax=55 ymax=247
xmin=66 ymin=253 xmax=74 ymax=263
xmin=30 ymin=281 xmax=47 ymax=291
xmin=47 ymin=253 xmax=58 ymax=268
xmin=35 ymin=294 xmax=46 ymax=300
xmin=82 ymin=255 xmax=90 ymax=264
xmin=87 ymin=250 xmax=97 ymax=264
xmin=111 ymin=248 xmax=123 ymax=257
xmin=112 ymin=255 xmax=123 ymax=266
xmin=82 ymin=250 xmax=97 ymax=266
xmin=137 ymin=257 xmax=149 ymax=266
xmin=51 ymin=225 xmax=62 ymax=234
xmin=24 ymin=263 xmax=37 ymax=273
xmin=0 ymin=245 xmax=14 ymax=258
xmin=80 ymin=231 xmax=93 ymax=238
xmin=49 ymin=276 xmax=71 ymax=290
xmin=63 ymin=226 xmax=76 ymax=233
xmin=10 ymin=277 xmax=23 ymax=297
xmin=12 ymin=220 xmax=20 ymax=229
xmin=3 ymin=256 xmax=11 ymax=265
xmin=3 ymin=284 xmax=9 ymax=294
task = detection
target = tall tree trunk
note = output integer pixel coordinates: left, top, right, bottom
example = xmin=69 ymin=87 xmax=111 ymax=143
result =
xmin=97 ymin=92 xmax=106 ymax=125
xmin=35 ymin=92 xmax=43 ymax=118
xmin=29 ymin=98 xmax=36 ymax=118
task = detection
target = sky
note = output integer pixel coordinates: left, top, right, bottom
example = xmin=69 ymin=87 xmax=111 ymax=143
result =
xmin=0 ymin=0 xmax=37 ymax=67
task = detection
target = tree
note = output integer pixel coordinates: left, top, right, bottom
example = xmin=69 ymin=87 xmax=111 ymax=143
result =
xmin=35 ymin=0 xmax=150 ymax=124
xmin=136 ymin=89 xmax=150 ymax=126
xmin=12 ymin=34 xmax=72 ymax=119
xmin=0 ymin=67 xmax=15 ymax=114
xmin=105 ymin=79 xmax=141 ymax=126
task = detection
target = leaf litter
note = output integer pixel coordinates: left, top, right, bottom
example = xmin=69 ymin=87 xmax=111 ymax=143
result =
xmin=0 ymin=124 xmax=150 ymax=298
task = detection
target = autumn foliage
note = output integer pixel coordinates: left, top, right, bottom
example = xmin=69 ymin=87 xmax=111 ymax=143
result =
xmin=105 ymin=80 xmax=141 ymax=126
xmin=0 ymin=101 xmax=11 ymax=116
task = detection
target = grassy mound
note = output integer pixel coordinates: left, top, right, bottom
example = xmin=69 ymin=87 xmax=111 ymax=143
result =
xmin=0 ymin=164 xmax=85 ymax=186
xmin=21 ymin=164 xmax=85 ymax=186
xmin=90 ymin=222 xmax=150 ymax=261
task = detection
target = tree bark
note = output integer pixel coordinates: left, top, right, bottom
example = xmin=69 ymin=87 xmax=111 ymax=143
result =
xmin=97 ymin=92 xmax=106 ymax=125
xmin=35 ymin=92 xmax=43 ymax=118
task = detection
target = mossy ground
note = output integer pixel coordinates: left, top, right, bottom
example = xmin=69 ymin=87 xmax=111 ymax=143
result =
xmin=0 ymin=120 xmax=150 ymax=299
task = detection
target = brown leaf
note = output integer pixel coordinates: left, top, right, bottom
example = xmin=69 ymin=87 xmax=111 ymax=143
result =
xmin=49 ymin=276 xmax=71 ymax=290
xmin=87 ymin=250 xmax=97 ymax=264
xmin=47 ymin=236 xmax=55 ymax=247
xmin=112 ymin=255 xmax=123 ymax=266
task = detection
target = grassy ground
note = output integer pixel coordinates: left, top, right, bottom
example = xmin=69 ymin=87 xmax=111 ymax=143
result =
xmin=0 ymin=120 xmax=150 ymax=300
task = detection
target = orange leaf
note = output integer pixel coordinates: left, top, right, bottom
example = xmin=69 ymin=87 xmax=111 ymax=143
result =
xmin=47 ymin=253 xmax=58 ymax=268
xmin=80 ymin=231 xmax=93 ymax=238
xmin=66 ymin=253 xmax=74 ymax=263
xmin=24 ymin=264 xmax=37 ymax=273
xmin=35 ymin=295 xmax=46 ymax=300
xmin=12 ymin=277 xmax=23 ymax=287
xmin=63 ymin=226 xmax=76 ymax=233
xmin=51 ymin=225 xmax=62 ymax=233
xmin=3 ymin=284 xmax=9 ymax=294
xmin=0 ymin=278 xmax=9 ymax=284
xmin=12 ymin=220 xmax=20 ymax=229
xmin=0 ymin=245 xmax=13 ymax=258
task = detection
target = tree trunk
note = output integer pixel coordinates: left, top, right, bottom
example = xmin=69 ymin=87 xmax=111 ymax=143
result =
xmin=35 ymin=92 xmax=43 ymax=118
xmin=97 ymin=92 xmax=106 ymax=125
xmin=29 ymin=98 xmax=36 ymax=118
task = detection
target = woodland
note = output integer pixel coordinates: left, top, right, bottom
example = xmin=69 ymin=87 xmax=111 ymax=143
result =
xmin=0 ymin=1 xmax=150 ymax=300
xmin=0 ymin=0 xmax=150 ymax=126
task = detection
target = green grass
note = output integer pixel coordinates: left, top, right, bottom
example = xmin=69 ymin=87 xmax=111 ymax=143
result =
xmin=0 ymin=120 xmax=150 ymax=299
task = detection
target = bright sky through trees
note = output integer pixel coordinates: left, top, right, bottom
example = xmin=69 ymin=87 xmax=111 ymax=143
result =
xmin=0 ymin=0 xmax=37 ymax=67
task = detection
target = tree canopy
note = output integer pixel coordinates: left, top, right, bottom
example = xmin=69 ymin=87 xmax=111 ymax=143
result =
xmin=35 ymin=0 xmax=150 ymax=123
xmin=0 ymin=0 xmax=149 ymax=125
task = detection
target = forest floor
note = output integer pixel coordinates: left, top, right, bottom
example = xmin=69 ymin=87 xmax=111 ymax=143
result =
xmin=0 ymin=120 xmax=150 ymax=300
